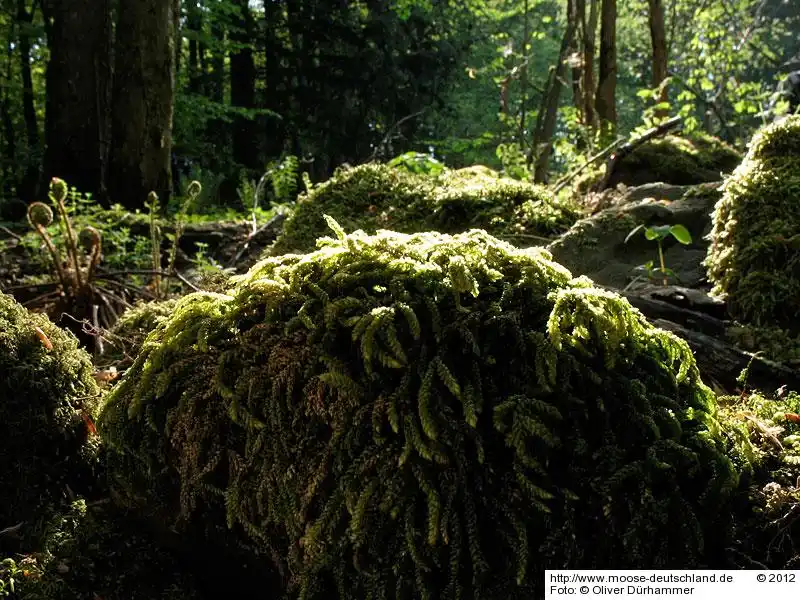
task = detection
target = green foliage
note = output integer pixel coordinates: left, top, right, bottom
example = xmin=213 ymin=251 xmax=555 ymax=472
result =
xmin=704 ymin=116 xmax=800 ymax=331
xmin=388 ymin=152 xmax=446 ymax=177
xmin=99 ymin=222 xmax=743 ymax=598
xmin=269 ymin=162 xmax=577 ymax=255
xmin=0 ymin=291 xmax=101 ymax=526
xmin=626 ymin=223 xmax=693 ymax=286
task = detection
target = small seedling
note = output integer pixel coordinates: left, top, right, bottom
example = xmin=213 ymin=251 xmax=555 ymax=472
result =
xmin=625 ymin=223 xmax=692 ymax=286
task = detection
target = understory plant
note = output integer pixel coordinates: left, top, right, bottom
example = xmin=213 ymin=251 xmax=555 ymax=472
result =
xmin=100 ymin=220 xmax=744 ymax=599
xmin=626 ymin=223 xmax=693 ymax=285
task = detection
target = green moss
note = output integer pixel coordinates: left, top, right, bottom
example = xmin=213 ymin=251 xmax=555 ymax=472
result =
xmin=607 ymin=133 xmax=742 ymax=188
xmin=270 ymin=163 xmax=577 ymax=255
xmin=704 ymin=116 xmax=800 ymax=331
xmin=99 ymin=222 xmax=743 ymax=598
xmin=105 ymin=299 xmax=181 ymax=366
xmin=717 ymin=388 xmax=800 ymax=568
xmin=0 ymin=499 xmax=201 ymax=600
xmin=0 ymin=292 xmax=102 ymax=526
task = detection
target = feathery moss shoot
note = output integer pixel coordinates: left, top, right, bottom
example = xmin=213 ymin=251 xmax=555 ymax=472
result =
xmin=0 ymin=292 xmax=102 ymax=526
xmin=99 ymin=220 xmax=743 ymax=599
xmin=704 ymin=115 xmax=800 ymax=331
xmin=269 ymin=163 xmax=577 ymax=255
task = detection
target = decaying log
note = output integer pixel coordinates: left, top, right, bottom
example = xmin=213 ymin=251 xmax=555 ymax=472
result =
xmin=611 ymin=285 xmax=800 ymax=394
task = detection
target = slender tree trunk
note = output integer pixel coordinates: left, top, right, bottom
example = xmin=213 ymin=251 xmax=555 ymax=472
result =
xmin=519 ymin=0 xmax=530 ymax=145
xmin=43 ymin=0 xmax=113 ymax=204
xmin=583 ymin=0 xmax=598 ymax=129
xmin=648 ymin=0 xmax=669 ymax=116
xmin=187 ymin=1 xmax=203 ymax=95
xmin=230 ymin=0 xmax=257 ymax=169
xmin=532 ymin=0 xmax=578 ymax=183
xmin=1 ymin=42 xmax=17 ymax=203
xmin=108 ymin=0 xmax=179 ymax=209
xmin=595 ymin=0 xmax=617 ymax=135
xmin=16 ymin=0 xmax=40 ymax=203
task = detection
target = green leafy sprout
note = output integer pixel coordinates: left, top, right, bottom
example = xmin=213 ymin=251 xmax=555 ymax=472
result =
xmin=625 ymin=222 xmax=693 ymax=286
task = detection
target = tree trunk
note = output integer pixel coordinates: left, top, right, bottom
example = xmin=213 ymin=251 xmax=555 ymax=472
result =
xmin=581 ymin=0 xmax=598 ymax=130
xmin=43 ymin=0 xmax=113 ymax=204
xmin=531 ymin=0 xmax=578 ymax=183
xmin=1 ymin=42 xmax=17 ymax=203
xmin=108 ymin=0 xmax=179 ymax=209
xmin=647 ymin=0 xmax=668 ymax=115
xmin=230 ymin=0 xmax=258 ymax=169
xmin=17 ymin=0 xmax=40 ymax=203
xmin=187 ymin=0 xmax=203 ymax=95
xmin=595 ymin=0 xmax=617 ymax=135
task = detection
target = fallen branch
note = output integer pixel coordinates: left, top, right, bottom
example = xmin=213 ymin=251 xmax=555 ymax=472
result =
xmin=596 ymin=115 xmax=683 ymax=191
xmin=553 ymin=136 xmax=626 ymax=193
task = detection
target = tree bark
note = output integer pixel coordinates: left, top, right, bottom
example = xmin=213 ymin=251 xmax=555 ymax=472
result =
xmin=230 ymin=0 xmax=258 ymax=169
xmin=187 ymin=0 xmax=203 ymax=95
xmin=647 ymin=0 xmax=668 ymax=116
xmin=582 ymin=0 xmax=598 ymax=129
xmin=595 ymin=0 xmax=617 ymax=135
xmin=43 ymin=0 xmax=113 ymax=204
xmin=1 ymin=41 xmax=16 ymax=203
xmin=531 ymin=0 xmax=578 ymax=183
xmin=108 ymin=0 xmax=179 ymax=209
xmin=17 ymin=0 xmax=40 ymax=203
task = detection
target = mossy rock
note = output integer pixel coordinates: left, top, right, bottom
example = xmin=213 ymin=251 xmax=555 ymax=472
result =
xmin=0 ymin=292 xmax=102 ymax=526
xmin=716 ymin=388 xmax=800 ymax=568
xmin=99 ymin=222 xmax=743 ymax=598
xmin=0 ymin=499 xmax=202 ymax=600
xmin=606 ymin=133 xmax=742 ymax=188
xmin=104 ymin=299 xmax=181 ymax=366
xmin=269 ymin=163 xmax=576 ymax=255
xmin=704 ymin=116 xmax=800 ymax=331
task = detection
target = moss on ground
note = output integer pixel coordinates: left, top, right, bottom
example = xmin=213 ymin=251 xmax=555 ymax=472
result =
xmin=104 ymin=299 xmax=181 ymax=367
xmin=606 ymin=133 xmax=742 ymax=188
xmin=99 ymin=221 xmax=744 ymax=598
xmin=0 ymin=292 xmax=102 ymax=527
xmin=704 ymin=116 xmax=800 ymax=331
xmin=269 ymin=163 xmax=577 ymax=255
xmin=0 ymin=499 xmax=201 ymax=600
xmin=717 ymin=387 xmax=800 ymax=568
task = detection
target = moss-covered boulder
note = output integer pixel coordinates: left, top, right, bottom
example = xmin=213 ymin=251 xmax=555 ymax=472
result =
xmin=0 ymin=292 xmax=102 ymax=525
xmin=270 ymin=163 xmax=576 ymax=255
xmin=704 ymin=116 xmax=800 ymax=331
xmin=104 ymin=299 xmax=181 ymax=367
xmin=99 ymin=222 xmax=743 ymax=598
xmin=605 ymin=133 xmax=742 ymax=189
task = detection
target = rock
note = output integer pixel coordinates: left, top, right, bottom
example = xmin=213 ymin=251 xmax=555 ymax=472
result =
xmin=548 ymin=183 xmax=722 ymax=289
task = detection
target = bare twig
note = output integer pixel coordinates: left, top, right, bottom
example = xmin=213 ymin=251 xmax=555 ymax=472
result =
xmin=0 ymin=225 xmax=22 ymax=241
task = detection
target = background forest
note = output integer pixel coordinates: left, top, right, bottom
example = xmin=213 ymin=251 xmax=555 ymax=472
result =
xmin=0 ymin=0 xmax=798 ymax=219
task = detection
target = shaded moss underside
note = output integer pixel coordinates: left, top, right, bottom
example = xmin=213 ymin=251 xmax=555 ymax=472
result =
xmin=0 ymin=291 xmax=102 ymax=526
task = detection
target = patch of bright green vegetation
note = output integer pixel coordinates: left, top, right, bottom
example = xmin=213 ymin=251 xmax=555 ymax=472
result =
xmin=606 ymin=133 xmax=742 ymax=188
xmin=0 ymin=291 xmax=102 ymax=527
xmin=704 ymin=115 xmax=800 ymax=332
xmin=100 ymin=220 xmax=743 ymax=598
xmin=269 ymin=163 xmax=578 ymax=255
